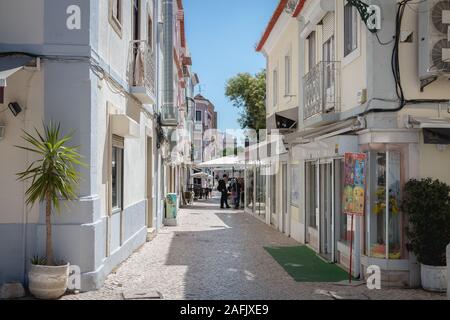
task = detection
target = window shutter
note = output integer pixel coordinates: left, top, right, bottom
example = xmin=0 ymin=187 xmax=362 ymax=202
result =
xmin=322 ymin=13 xmax=335 ymax=44
xmin=113 ymin=134 xmax=124 ymax=148
xmin=308 ymin=32 xmax=316 ymax=71
xmin=285 ymin=55 xmax=291 ymax=95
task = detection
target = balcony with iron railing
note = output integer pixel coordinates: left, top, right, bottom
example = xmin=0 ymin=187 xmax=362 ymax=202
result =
xmin=303 ymin=61 xmax=340 ymax=121
xmin=129 ymin=40 xmax=156 ymax=105
xmin=161 ymin=102 xmax=179 ymax=127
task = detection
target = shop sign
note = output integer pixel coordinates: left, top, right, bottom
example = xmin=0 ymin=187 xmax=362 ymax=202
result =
xmin=343 ymin=153 xmax=367 ymax=216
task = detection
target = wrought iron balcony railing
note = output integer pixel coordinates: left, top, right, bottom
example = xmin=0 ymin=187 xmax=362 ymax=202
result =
xmin=303 ymin=61 xmax=340 ymax=120
xmin=161 ymin=103 xmax=179 ymax=127
xmin=129 ymin=40 xmax=156 ymax=101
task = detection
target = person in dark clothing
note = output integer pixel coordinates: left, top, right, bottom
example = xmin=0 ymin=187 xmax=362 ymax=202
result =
xmin=231 ymin=178 xmax=242 ymax=209
xmin=218 ymin=174 xmax=230 ymax=209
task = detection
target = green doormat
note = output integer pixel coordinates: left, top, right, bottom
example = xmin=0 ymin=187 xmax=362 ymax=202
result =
xmin=264 ymin=246 xmax=350 ymax=282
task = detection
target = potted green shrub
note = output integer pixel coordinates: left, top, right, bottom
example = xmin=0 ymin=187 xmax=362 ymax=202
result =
xmin=16 ymin=123 xmax=83 ymax=299
xmin=402 ymin=178 xmax=450 ymax=292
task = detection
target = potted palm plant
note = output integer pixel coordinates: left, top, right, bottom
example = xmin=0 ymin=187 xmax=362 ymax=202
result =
xmin=16 ymin=122 xmax=83 ymax=299
xmin=402 ymin=178 xmax=450 ymax=292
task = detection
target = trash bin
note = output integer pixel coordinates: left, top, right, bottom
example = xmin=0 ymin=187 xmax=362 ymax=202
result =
xmin=164 ymin=193 xmax=178 ymax=226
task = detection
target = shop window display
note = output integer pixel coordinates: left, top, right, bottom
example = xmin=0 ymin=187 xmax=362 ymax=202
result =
xmin=367 ymin=151 xmax=404 ymax=260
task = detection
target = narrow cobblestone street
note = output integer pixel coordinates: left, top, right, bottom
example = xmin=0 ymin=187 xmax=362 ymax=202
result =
xmin=62 ymin=198 xmax=446 ymax=300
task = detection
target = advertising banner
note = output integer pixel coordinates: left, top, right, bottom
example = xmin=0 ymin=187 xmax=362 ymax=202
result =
xmin=343 ymin=153 xmax=367 ymax=216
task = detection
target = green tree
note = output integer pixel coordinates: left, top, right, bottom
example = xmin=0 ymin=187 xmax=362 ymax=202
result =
xmin=221 ymin=147 xmax=245 ymax=157
xmin=225 ymin=70 xmax=266 ymax=130
xmin=16 ymin=123 xmax=84 ymax=266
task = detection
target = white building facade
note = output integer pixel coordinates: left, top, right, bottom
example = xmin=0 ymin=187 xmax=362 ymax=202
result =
xmin=0 ymin=0 xmax=196 ymax=291
xmin=256 ymin=0 xmax=450 ymax=288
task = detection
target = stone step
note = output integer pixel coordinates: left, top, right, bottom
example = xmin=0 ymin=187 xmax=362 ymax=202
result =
xmin=146 ymin=228 xmax=157 ymax=242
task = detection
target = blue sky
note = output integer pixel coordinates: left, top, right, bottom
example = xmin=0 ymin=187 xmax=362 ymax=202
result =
xmin=184 ymin=0 xmax=278 ymax=132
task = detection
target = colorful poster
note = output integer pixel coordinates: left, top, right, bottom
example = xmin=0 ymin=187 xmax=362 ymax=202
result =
xmin=343 ymin=153 xmax=367 ymax=216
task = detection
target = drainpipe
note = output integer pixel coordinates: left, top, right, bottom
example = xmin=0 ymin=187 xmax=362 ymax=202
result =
xmin=186 ymin=97 xmax=196 ymax=188
xmin=160 ymin=0 xmax=175 ymax=212
xmin=22 ymin=71 xmax=36 ymax=284
xmin=155 ymin=0 xmax=163 ymax=228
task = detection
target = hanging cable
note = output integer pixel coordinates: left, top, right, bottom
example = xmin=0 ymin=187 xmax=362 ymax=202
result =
xmin=351 ymin=0 xmax=450 ymax=115
xmin=0 ymin=51 xmax=154 ymax=119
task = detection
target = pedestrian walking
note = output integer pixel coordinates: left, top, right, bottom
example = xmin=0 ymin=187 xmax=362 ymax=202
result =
xmin=232 ymin=178 xmax=242 ymax=209
xmin=218 ymin=174 xmax=231 ymax=209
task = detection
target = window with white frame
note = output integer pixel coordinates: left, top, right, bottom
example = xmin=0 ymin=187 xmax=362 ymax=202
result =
xmin=344 ymin=2 xmax=358 ymax=57
xmin=273 ymin=69 xmax=278 ymax=107
xmin=112 ymin=135 xmax=124 ymax=212
xmin=109 ymin=0 xmax=123 ymax=36
xmin=284 ymin=54 xmax=292 ymax=96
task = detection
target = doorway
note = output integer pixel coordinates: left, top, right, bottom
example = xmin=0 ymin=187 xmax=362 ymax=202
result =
xmin=132 ymin=0 xmax=140 ymax=41
xmin=281 ymin=163 xmax=288 ymax=234
xmin=270 ymin=172 xmax=277 ymax=227
xmin=305 ymin=159 xmax=342 ymax=263
xmin=319 ymin=162 xmax=333 ymax=261
xmin=146 ymin=137 xmax=154 ymax=229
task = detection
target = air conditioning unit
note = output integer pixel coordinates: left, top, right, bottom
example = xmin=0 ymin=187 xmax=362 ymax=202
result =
xmin=419 ymin=0 xmax=450 ymax=85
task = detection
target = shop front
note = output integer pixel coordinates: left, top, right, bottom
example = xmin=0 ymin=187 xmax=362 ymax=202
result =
xmin=244 ymin=163 xmax=269 ymax=224
xmin=357 ymin=129 xmax=421 ymax=288
xmin=293 ymin=129 xmax=423 ymax=287
xmin=295 ymin=135 xmax=359 ymax=265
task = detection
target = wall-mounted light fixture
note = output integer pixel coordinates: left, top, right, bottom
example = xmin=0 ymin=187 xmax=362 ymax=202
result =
xmin=0 ymin=124 xmax=5 ymax=141
xmin=8 ymin=102 xmax=22 ymax=117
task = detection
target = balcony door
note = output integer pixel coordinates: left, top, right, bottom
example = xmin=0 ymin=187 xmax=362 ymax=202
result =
xmin=319 ymin=162 xmax=333 ymax=261
xmin=133 ymin=0 xmax=140 ymax=41
xmin=281 ymin=163 xmax=288 ymax=234
xmin=323 ymin=36 xmax=335 ymax=111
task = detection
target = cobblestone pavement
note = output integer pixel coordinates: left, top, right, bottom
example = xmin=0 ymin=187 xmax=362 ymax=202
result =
xmin=62 ymin=199 xmax=446 ymax=300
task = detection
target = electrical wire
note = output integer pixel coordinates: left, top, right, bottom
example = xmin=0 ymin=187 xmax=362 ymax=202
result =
xmin=0 ymin=51 xmax=154 ymax=119
xmin=375 ymin=32 xmax=395 ymax=46
xmin=357 ymin=0 xmax=450 ymax=115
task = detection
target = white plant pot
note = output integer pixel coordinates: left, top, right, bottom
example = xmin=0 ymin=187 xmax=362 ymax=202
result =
xmin=421 ymin=263 xmax=447 ymax=293
xmin=28 ymin=264 xmax=70 ymax=300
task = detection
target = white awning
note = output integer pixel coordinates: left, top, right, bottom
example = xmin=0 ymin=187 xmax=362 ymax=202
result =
xmin=0 ymin=67 xmax=23 ymax=87
xmin=191 ymin=172 xmax=210 ymax=178
xmin=408 ymin=116 xmax=450 ymax=129
xmin=197 ymin=155 xmax=245 ymax=169
xmin=111 ymin=114 xmax=140 ymax=139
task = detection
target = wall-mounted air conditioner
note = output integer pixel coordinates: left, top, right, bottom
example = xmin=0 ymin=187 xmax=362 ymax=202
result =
xmin=419 ymin=0 xmax=450 ymax=88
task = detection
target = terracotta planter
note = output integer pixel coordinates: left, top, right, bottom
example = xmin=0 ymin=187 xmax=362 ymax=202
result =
xmin=28 ymin=264 xmax=70 ymax=300
xmin=421 ymin=263 xmax=447 ymax=293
